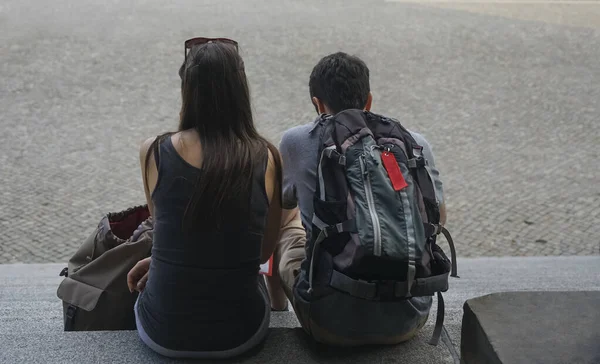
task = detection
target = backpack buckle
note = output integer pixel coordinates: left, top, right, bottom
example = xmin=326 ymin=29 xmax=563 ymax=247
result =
xmin=64 ymin=304 xmax=78 ymax=331
xmin=424 ymin=223 xmax=443 ymax=237
xmin=408 ymin=157 xmax=426 ymax=169
xmin=66 ymin=305 xmax=77 ymax=319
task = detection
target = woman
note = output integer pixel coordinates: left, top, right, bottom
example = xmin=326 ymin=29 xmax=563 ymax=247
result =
xmin=126 ymin=37 xmax=282 ymax=359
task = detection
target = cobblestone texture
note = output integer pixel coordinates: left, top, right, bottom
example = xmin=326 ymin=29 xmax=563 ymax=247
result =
xmin=0 ymin=0 xmax=599 ymax=263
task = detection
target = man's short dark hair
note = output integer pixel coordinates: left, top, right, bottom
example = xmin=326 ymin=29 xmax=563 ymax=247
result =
xmin=309 ymin=52 xmax=370 ymax=115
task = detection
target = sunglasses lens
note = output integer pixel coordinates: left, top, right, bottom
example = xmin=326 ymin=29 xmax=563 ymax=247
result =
xmin=184 ymin=38 xmax=238 ymax=60
xmin=186 ymin=38 xmax=237 ymax=48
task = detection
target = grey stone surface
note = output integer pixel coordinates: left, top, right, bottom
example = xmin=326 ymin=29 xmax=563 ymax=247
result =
xmin=1 ymin=257 xmax=599 ymax=363
xmin=461 ymin=291 xmax=600 ymax=364
xmin=0 ymin=330 xmax=453 ymax=364
xmin=1 ymin=0 xmax=599 ymax=263
xmin=0 ymin=263 xmax=453 ymax=364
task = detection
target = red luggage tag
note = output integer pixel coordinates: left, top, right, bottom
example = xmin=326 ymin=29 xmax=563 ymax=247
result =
xmin=381 ymin=151 xmax=408 ymax=191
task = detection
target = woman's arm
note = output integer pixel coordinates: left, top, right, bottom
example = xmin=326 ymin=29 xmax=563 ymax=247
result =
xmin=139 ymin=136 xmax=158 ymax=216
xmin=126 ymin=138 xmax=158 ymax=294
xmin=260 ymin=148 xmax=283 ymax=264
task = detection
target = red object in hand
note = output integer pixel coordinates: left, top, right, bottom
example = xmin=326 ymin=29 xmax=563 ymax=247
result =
xmin=381 ymin=151 xmax=408 ymax=191
xmin=260 ymin=256 xmax=273 ymax=276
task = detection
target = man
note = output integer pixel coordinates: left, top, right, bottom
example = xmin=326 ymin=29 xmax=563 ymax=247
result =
xmin=267 ymin=52 xmax=446 ymax=345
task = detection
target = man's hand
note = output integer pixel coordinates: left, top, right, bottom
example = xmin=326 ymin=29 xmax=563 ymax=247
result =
xmin=127 ymin=257 xmax=151 ymax=293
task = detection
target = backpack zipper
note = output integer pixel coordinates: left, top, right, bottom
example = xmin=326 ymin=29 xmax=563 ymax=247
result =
xmin=360 ymin=155 xmax=382 ymax=256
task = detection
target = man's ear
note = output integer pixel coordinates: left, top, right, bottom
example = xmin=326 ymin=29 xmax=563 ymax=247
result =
xmin=312 ymin=97 xmax=327 ymax=115
xmin=364 ymin=92 xmax=373 ymax=111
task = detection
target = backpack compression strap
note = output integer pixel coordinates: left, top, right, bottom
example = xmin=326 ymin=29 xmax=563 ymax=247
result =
xmin=424 ymin=225 xmax=459 ymax=278
xmin=428 ymin=227 xmax=459 ymax=346
xmin=429 ymin=292 xmax=445 ymax=346
xmin=441 ymin=227 xmax=459 ymax=278
xmin=308 ymin=219 xmax=357 ymax=293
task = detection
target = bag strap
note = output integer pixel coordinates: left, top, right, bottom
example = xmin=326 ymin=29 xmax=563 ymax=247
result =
xmin=329 ymin=270 xmax=413 ymax=299
xmin=329 ymin=270 xmax=377 ymax=299
xmin=329 ymin=270 xmax=450 ymax=300
xmin=64 ymin=304 xmax=78 ymax=331
xmin=441 ymin=227 xmax=459 ymax=278
xmin=424 ymin=224 xmax=459 ymax=278
xmin=380 ymin=118 xmax=441 ymax=225
xmin=308 ymin=219 xmax=356 ymax=292
xmin=428 ymin=292 xmax=445 ymax=346
xmin=428 ymin=228 xmax=460 ymax=345
xmin=411 ymin=161 xmax=439 ymax=215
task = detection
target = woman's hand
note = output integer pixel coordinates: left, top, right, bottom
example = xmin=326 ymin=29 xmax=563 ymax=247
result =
xmin=127 ymin=257 xmax=151 ymax=293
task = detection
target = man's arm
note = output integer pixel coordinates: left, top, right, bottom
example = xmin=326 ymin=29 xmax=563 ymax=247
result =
xmin=278 ymin=129 xmax=303 ymax=234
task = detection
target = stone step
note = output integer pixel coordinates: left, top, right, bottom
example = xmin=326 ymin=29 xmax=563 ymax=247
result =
xmin=1 ymin=257 xmax=599 ymax=363
xmin=462 ymin=291 xmax=600 ymax=364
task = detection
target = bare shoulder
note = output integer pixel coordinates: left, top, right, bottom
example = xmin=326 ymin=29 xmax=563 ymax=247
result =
xmin=266 ymin=145 xmax=275 ymax=167
xmin=265 ymin=144 xmax=282 ymax=173
xmin=264 ymin=143 xmax=282 ymax=200
xmin=139 ymin=136 xmax=158 ymax=161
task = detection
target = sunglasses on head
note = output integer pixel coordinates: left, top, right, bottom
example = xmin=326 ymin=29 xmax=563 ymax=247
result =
xmin=184 ymin=37 xmax=239 ymax=59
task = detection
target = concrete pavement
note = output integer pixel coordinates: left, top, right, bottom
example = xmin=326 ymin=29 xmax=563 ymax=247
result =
xmin=386 ymin=0 xmax=600 ymax=29
xmin=1 ymin=0 xmax=599 ymax=263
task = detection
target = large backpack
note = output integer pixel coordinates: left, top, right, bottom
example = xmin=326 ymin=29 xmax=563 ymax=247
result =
xmin=296 ymin=110 xmax=458 ymax=345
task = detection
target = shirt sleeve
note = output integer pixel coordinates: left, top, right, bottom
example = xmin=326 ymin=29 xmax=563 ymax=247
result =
xmin=411 ymin=132 xmax=445 ymax=204
xmin=279 ymin=131 xmax=299 ymax=209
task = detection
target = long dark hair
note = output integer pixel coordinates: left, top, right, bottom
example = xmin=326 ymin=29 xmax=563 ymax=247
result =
xmin=146 ymin=41 xmax=280 ymax=231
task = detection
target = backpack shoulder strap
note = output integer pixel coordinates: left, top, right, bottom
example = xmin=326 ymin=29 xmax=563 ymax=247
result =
xmin=365 ymin=112 xmax=441 ymax=226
